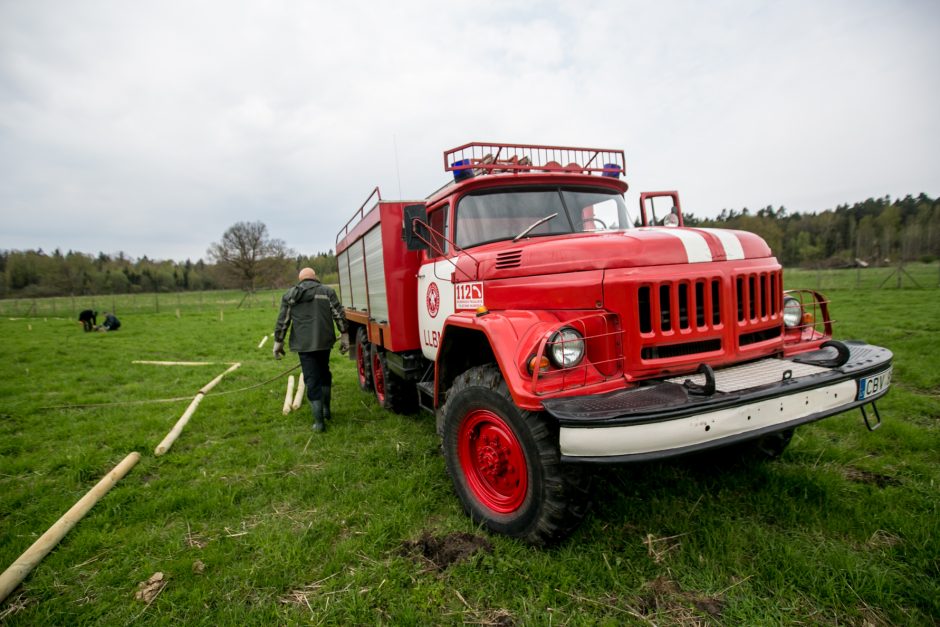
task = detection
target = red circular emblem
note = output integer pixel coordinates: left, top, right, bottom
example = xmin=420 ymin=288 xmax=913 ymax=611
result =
xmin=427 ymin=282 xmax=440 ymax=318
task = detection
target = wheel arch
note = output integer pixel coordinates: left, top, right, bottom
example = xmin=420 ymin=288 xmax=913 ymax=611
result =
xmin=436 ymin=311 xmax=560 ymax=412
xmin=436 ymin=324 xmax=496 ymax=407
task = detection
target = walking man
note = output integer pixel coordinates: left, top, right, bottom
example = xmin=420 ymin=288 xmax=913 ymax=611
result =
xmin=273 ymin=267 xmax=349 ymax=432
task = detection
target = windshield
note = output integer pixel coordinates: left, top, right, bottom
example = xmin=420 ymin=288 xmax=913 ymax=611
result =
xmin=454 ymin=188 xmax=633 ymax=248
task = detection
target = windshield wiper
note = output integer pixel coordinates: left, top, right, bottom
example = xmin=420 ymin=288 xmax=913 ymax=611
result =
xmin=513 ymin=212 xmax=558 ymax=241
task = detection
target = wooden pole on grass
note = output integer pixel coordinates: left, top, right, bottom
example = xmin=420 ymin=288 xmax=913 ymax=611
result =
xmin=292 ymin=376 xmax=305 ymax=410
xmin=0 ymin=452 xmax=141 ymax=604
xmin=282 ymin=375 xmax=295 ymax=415
xmin=154 ymin=363 xmax=241 ymax=456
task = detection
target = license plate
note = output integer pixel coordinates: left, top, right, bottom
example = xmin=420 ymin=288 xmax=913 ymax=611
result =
xmin=857 ymin=368 xmax=892 ymax=401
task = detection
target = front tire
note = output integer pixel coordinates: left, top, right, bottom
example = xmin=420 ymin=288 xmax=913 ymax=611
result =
xmin=440 ymin=365 xmax=590 ymax=545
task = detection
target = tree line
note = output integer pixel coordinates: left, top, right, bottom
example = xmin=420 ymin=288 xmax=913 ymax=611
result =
xmin=684 ymin=193 xmax=940 ymax=267
xmin=3 ymin=195 xmax=939 ymax=299
xmin=1 ymin=221 xmax=338 ymax=299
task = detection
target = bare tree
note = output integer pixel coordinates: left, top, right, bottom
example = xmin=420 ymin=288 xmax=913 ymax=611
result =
xmin=207 ymin=221 xmax=293 ymax=291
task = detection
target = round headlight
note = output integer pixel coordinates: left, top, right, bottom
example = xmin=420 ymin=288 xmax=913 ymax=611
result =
xmin=548 ymin=327 xmax=585 ymax=369
xmin=782 ymin=296 xmax=803 ymax=328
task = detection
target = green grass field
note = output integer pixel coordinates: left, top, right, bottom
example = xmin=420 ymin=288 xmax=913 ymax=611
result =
xmin=1 ymin=271 xmax=938 ymax=624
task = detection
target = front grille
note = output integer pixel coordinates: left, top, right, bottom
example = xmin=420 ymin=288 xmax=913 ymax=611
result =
xmin=740 ymin=326 xmax=782 ymax=346
xmin=736 ymin=271 xmax=781 ymax=323
xmin=641 ymin=339 xmax=722 ymax=360
xmin=638 ymin=278 xmax=721 ymax=334
xmin=631 ymin=270 xmax=784 ymax=373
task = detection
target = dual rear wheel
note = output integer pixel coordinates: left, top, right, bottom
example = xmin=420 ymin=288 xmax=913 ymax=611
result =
xmin=355 ymin=328 xmax=372 ymax=392
xmin=355 ymin=327 xmax=416 ymax=414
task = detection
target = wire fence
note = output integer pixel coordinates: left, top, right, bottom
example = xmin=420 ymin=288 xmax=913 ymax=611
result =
xmin=0 ymin=289 xmax=287 ymax=319
xmin=783 ymin=262 xmax=939 ymax=291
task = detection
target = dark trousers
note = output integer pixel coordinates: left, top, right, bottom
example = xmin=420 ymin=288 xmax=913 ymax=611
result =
xmin=298 ymin=350 xmax=331 ymax=402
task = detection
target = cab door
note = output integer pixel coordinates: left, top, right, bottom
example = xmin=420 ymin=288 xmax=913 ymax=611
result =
xmin=416 ymin=203 xmax=454 ymax=361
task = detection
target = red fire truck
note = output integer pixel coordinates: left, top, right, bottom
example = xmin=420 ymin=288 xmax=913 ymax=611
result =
xmin=335 ymin=142 xmax=892 ymax=544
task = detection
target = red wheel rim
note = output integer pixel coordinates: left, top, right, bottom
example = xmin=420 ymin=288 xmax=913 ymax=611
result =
xmin=457 ymin=409 xmax=528 ymax=513
xmin=372 ymin=350 xmax=386 ymax=404
xmin=356 ymin=342 xmax=368 ymax=386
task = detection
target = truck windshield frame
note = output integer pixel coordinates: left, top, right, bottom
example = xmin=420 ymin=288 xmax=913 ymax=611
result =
xmin=454 ymin=186 xmax=633 ymax=249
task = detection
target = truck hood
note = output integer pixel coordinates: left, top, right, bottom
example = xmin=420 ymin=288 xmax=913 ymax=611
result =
xmin=462 ymin=227 xmax=773 ymax=279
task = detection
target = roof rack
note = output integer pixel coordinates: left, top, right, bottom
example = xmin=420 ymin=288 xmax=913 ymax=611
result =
xmin=336 ymin=187 xmax=381 ymax=247
xmin=443 ymin=142 xmax=625 ymax=180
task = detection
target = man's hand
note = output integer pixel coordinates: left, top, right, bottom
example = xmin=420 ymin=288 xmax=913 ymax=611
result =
xmin=339 ymin=332 xmax=350 ymax=355
xmin=273 ymin=341 xmax=285 ymax=360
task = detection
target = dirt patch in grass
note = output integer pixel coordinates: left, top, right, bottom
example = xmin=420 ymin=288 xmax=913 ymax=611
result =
xmin=843 ymin=467 xmax=901 ymax=488
xmin=636 ymin=576 xmax=725 ymax=622
xmin=400 ymin=531 xmax=493 ymax=571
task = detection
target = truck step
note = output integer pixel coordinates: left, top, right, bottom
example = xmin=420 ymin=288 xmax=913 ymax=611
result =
xmin=416 ymin=380 xmax=434 ymax=413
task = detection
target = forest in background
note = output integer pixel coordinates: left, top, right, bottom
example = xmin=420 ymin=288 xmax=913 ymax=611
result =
xmin=685 ymin=193 xmax=940 ymax=267
xmin=2 ymin=193 xmax=938 ymax=299
xmin=0 ymin=249 xmax=338 ymax=299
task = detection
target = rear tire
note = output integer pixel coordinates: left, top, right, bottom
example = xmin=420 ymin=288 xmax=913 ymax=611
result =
xmin=440 ymin=364 xmax=590 ymax=545
xmin=356 ymin=328 xmax=373 ymax=393
xmin=371 ymin=348 xmax=417 ymax=414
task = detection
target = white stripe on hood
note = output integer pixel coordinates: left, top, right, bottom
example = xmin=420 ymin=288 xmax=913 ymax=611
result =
xmin=639 ymin=227 xmax=713 ymax=263
xmin=697 ymin=228 xmax=745 ymax=260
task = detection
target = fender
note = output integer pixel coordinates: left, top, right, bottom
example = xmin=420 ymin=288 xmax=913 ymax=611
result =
xmin=436 ymin=309 xmax=609 ymax=411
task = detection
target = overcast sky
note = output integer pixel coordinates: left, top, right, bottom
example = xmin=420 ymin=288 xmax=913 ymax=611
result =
xmin=1 ymin=1 xmax=938 ymax=261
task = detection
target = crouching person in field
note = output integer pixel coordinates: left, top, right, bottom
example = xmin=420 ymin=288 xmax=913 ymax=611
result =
xmin=273 ymin=267 xmax=349 ymax=432
xmin=98 ymin=312 xmax=121 ymax=331
xmin=78 ymin=309 xmax=97 ymax=332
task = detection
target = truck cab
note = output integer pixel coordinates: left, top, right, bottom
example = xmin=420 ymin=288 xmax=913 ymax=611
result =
xmin=335 ymin=142 xmax=892 ymax=544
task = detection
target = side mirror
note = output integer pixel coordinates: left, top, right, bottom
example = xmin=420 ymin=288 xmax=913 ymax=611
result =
xmin=402 ymin=203 xmax=429 ymax=251
xmin=639 ymin=191 xmax=684 ymax=227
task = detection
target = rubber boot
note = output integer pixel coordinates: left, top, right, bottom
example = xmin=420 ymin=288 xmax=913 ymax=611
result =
xmin=310 ymin=400 xmax=326 ymax=433
xmin=322 ymin=386 xmax=332 ymax=421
